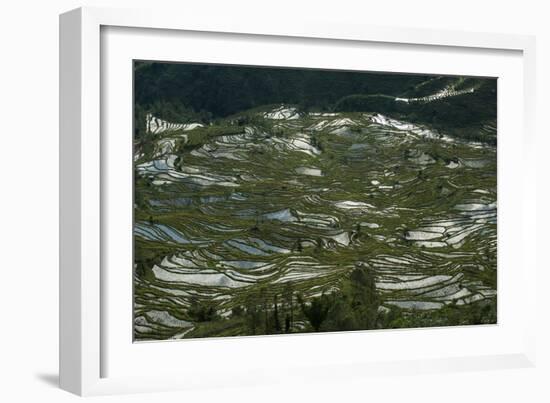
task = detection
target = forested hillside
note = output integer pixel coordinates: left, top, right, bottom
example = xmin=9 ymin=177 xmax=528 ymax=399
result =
xmin=134 ymin=62 xmax=497 ymax=144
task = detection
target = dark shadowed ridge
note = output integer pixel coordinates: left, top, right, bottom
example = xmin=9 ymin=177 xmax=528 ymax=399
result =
xmin=134 ymin=62 xmax=496 ymax=144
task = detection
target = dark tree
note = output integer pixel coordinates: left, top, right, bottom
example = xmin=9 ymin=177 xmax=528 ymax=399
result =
xmin=299 ymin=294 xmax=331 ymax=332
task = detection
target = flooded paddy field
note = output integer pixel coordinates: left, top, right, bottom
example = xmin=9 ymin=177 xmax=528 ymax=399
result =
xmin=133 ymin=106 xmax=497 ymax=341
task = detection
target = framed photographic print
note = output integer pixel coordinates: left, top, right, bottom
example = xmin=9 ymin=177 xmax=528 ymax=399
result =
xmin=60 ymin=6 xmax=537 ymax=396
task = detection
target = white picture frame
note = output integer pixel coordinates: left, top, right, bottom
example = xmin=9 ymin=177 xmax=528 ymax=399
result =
xmin=59 ymin=6 xmax=537 ymax=396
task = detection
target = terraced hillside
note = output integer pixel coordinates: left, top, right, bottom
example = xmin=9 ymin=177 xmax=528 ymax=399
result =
xmin=133 ymin=103 xmax=497 ymax=341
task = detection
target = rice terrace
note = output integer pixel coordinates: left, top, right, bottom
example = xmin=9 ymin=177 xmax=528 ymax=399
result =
xmin=133 ymin=62 xmax=497 ymax=341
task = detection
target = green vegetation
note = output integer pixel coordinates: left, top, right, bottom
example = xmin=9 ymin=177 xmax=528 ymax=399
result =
xmin=134 ymin=62 xmax=431 ymax=118
xmin=135 ymin=62 xmax=497 ymax=144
